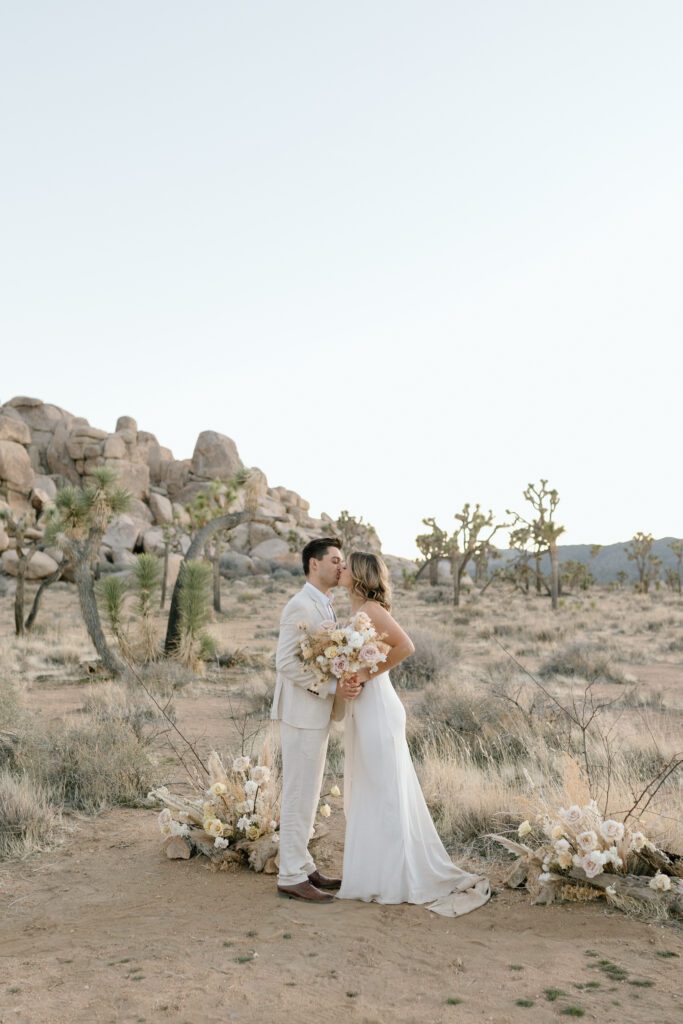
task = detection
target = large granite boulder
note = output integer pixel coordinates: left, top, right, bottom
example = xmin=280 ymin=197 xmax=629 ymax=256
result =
xmin=142 ymin=527 xmax=165 ymax=554
xmin=149 ymin=492 xmax=173 ymax=525
xmin=102 ymin=514 xmax=142 ymax=552
xmin=220 ymin=551 xmax=256 ymax=578
xmin=0 ymin=441 xmax=34 ymax=497
xmin=250 ymin=538 xmax=291 ymax=562
xmin=102 ymin=459 xmax=150 ymax=499
xmin=1 ymin=549 xmax=60 ymax=579
xmin=191 ymin=431 xmax=242 ymax=481
xmin=165 ymin=460 xmax=191 ymax=499
xmin=0 ymin=412 xmax=31 ymax=445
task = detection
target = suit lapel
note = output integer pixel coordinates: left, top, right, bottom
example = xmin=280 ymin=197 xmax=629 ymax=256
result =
xmin=303 ymin=585 xmax=333 ymax=624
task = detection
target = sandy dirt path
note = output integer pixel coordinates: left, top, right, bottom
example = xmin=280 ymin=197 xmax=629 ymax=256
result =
xmin=1 ymin=808 xmax=682 ymax=1024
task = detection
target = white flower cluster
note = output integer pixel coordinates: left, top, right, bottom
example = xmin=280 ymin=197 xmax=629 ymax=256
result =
xmin=516 ymin=800 xmax=672 ymax=892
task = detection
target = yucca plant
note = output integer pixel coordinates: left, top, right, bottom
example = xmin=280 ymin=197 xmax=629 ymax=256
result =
xmin=173 ymin=560 xmax=214 ymax=671
xmin=132 ymin=553 xmax=161 ymax=662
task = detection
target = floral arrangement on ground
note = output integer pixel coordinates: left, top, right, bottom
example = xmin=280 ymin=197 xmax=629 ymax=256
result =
xmin=492 ymin=791 xmax=683 ymax=919
xmin=148 ymin=746 xmax=283 ymax=873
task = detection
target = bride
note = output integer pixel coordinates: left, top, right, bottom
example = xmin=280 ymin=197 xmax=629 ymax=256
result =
xmin=335 ymin=552 xmax=490 ymax=917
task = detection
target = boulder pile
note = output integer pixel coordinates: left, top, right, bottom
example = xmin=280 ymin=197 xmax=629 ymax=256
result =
xmin=0 ymin=396 xmax=381 ymax=581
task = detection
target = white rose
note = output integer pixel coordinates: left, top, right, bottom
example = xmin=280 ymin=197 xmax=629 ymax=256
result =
xmin=232 ymin=756 xmax=251 ymax=773
xmin=580 ymin=851 xmax=606 ymax=878
xmin=246 ymin=824 xmax=261 ymax=840
xmin=319 ymin=803 xmax=331 ymax=818
xmin=599 ymin=819 xmax=625 ymax=843
xmin=517 ymin=820 xmax=532 ymax=837
xmin=630 ymin=831 xmax=647 ymax=852
xmin=251 ymin=766 xmax=271 ymax=785
xmin=204 ymin=818 xmax=224 ymax=837
xmin=550 ymin=823 xmax=565 ymax=840
xmin=560 ymin=805 xmax=584 ymax=827
xmin=554 ymin=838 xmax=571 ymax=853
xmin=576 ymin=830 xmax=599 ymax=852
xmin=649 ymin=872 xmax=671 ymax=892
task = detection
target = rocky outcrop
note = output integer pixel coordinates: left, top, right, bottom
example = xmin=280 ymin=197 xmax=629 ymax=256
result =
xmin=0 ymin=395 xmax=369 ymax=582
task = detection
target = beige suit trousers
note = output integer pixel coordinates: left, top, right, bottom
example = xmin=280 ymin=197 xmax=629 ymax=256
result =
xmin=277 ymin=721 xmax=329 ymax=886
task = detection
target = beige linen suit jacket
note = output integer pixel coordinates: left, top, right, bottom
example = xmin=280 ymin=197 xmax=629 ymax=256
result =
xmin=271 ymin=586 xmax=345 ymax=729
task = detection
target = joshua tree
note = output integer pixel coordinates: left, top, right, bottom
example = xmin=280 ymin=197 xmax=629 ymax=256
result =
xmin=667 ymin=539 xmax=683 ymax=594
xmin=45 ymin=468 xmax=131 ymax=675
xmin=335 ymin=510 xmax=380 ymax=554
xmin=0 ymin=508 xmax=63 ymax=635
xmin=163 ymin=511 xmax=248 ymax=656
xmin=561 ymin=560 xmax=594 ymax=592
xmin=186 ymin=475 xmax=248 ymax=613
xmin=415 ymin=517 xmax=449 ymax=585
xmin=624 ymin=532 xmax=661 ymax=594
xmin=507 ymin=480 xmax=565 ymax=611
xmin=448 ymin=503 xmax=508 ymax=607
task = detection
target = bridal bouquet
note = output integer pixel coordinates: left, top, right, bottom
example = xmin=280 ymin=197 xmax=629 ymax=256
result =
xmin=148 ymin=748 xmax=281 ymax=872
xmin=297 ymin=611 xmax=388 ymax=695
xmin=491 ymin=799 xmax=683 ymax=919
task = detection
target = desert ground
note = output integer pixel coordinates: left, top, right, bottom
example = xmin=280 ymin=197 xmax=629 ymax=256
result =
xmin=1 ymin=575 xmax=682 ymax=1024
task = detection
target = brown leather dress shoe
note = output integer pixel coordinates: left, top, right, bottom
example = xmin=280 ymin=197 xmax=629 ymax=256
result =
xmin=277 ymin=880 xmax=334 ymax=903
xmin=308 ymin=870 xmax=342 ymax=891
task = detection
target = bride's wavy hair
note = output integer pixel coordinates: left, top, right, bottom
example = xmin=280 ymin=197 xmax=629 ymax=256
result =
xmin=349 ymin=552 xmax=392 ymax=612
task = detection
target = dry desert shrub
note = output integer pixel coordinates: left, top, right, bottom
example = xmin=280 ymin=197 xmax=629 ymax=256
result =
xmin=391 ymin=625 xmax=459 ymax=689
xmin=0 ymin=673 xmax=23 ymax=736
xmin=539 ymin=642 xmax=626 ymax=684
xmin=19 ymin=716 xmax=158 ymax=813
xmin=83 ymin=681 xmax=174 ymax=739
xmin=0 ymin=770 xmax=59 ymax=860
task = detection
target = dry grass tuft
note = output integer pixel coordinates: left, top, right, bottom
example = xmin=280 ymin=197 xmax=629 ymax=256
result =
xmin=0 ymin=770 xmax=59 ymax=860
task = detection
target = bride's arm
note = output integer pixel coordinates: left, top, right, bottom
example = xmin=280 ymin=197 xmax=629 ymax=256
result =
xmin=356 ymin=603 xmax=415 ymax=682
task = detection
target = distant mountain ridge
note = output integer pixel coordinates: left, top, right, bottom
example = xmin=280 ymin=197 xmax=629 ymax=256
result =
xmin=486 ymin=537 xmax=682 ymax=584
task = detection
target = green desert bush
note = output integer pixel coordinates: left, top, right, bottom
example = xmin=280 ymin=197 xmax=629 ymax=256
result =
xmin=0 ymin=770 xmax=59 ymax=860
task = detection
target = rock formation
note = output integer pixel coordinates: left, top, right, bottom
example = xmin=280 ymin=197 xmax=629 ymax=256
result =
xmin=0 ymin=395 xmax=381 ymax=581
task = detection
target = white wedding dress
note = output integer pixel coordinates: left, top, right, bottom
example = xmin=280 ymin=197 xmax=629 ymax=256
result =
xmin=336 ymin=670 xmax=491 ymax=916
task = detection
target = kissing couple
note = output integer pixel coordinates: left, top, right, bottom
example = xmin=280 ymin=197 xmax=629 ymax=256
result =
xmin=270 ymin=538 xmax=490 ymax=916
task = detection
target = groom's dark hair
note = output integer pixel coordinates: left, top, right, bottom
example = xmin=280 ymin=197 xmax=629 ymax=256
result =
xmin=302 ymin=537 xmax=342 ymax=576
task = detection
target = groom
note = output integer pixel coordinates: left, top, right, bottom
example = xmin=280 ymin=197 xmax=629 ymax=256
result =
xmin=271 ymin=538 xmax=361 ymax=903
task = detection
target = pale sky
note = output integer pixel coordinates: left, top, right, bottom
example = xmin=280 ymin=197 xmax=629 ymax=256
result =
xmin=2 ymin=2 xmax=682 ymax=558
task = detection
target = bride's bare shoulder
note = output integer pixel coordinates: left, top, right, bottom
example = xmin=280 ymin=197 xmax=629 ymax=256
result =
xmin=360 ymin=600 xmax=399 ymax=629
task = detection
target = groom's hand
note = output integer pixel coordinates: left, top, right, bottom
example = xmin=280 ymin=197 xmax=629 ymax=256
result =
xmin=339 ymin=675 xmax=362 ymax=701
